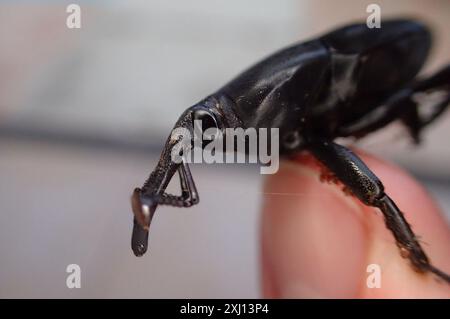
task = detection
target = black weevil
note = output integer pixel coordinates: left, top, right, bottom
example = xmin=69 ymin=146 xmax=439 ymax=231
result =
xmin=131 ymin=19 xmax=450 ymax=283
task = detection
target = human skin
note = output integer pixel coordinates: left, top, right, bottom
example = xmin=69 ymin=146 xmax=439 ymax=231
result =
xmin=261 ymin=150 xmax=450 ymax=298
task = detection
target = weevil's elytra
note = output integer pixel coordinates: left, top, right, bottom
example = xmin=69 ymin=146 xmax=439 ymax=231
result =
xmin=131 ymin=19 xmax=450 ymax=283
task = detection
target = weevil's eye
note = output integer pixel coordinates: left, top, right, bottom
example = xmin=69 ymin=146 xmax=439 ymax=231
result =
xmin=193 ymin=109 xmax=219 ymax=132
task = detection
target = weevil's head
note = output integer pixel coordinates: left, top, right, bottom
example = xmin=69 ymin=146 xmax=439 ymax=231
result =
xmin=129 ymin=96 xmax=236 ymax=257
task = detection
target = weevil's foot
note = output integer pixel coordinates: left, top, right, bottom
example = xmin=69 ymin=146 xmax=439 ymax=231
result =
xmin=131 ymin=188 xmax=157 ymax=229
xmin=130 ymin=188 xmax=159 ymax=257
xmin=398 ymin=243 xmax=450 ymax=284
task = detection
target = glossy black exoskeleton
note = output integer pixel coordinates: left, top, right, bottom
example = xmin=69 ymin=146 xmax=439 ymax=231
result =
xmin=131 ymin=19 xmax=450 ymax=283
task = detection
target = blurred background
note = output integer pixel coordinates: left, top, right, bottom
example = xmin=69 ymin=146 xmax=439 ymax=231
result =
xmin=0 ymin=0 xmax=449 ymax=298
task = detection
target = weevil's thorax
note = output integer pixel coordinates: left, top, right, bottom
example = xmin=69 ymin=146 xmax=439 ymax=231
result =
xmin=216 ymin=40 xmax=330 ymax=145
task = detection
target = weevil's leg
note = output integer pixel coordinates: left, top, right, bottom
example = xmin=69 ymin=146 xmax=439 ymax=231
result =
xmin=178 ymin=157 xmax=199 ymax=205
xmin=131 ymin=105 xmax=213 ymax=256
xmin=338 ymin=64 xmax=450 ymax=141
xmin=132 ymin=164 xmax=197 ymax=256
xmin=404 ymin=64 xmax=450 ymax=134
xmin=131 ymin=107 xmax=192 ymax=256
xmin=132 ymin=159 xmax=200 ymax=255
xmin=131 ymin=141 xmax=180 ymax=256
xmin=150 ymin=158 xmax=199 ymax=208
xmin=308 ymin=140 xmax=450 ymax=283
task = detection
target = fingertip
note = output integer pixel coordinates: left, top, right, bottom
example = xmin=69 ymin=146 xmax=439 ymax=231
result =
xmin=261 ymin=151 xmax=450 ymax=298
xmin=261 ymin=154 xmax=369 ymax=298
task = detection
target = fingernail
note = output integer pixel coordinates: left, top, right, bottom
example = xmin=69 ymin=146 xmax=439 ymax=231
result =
xmin=262 ymin=159 xmax=369 ymax=298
